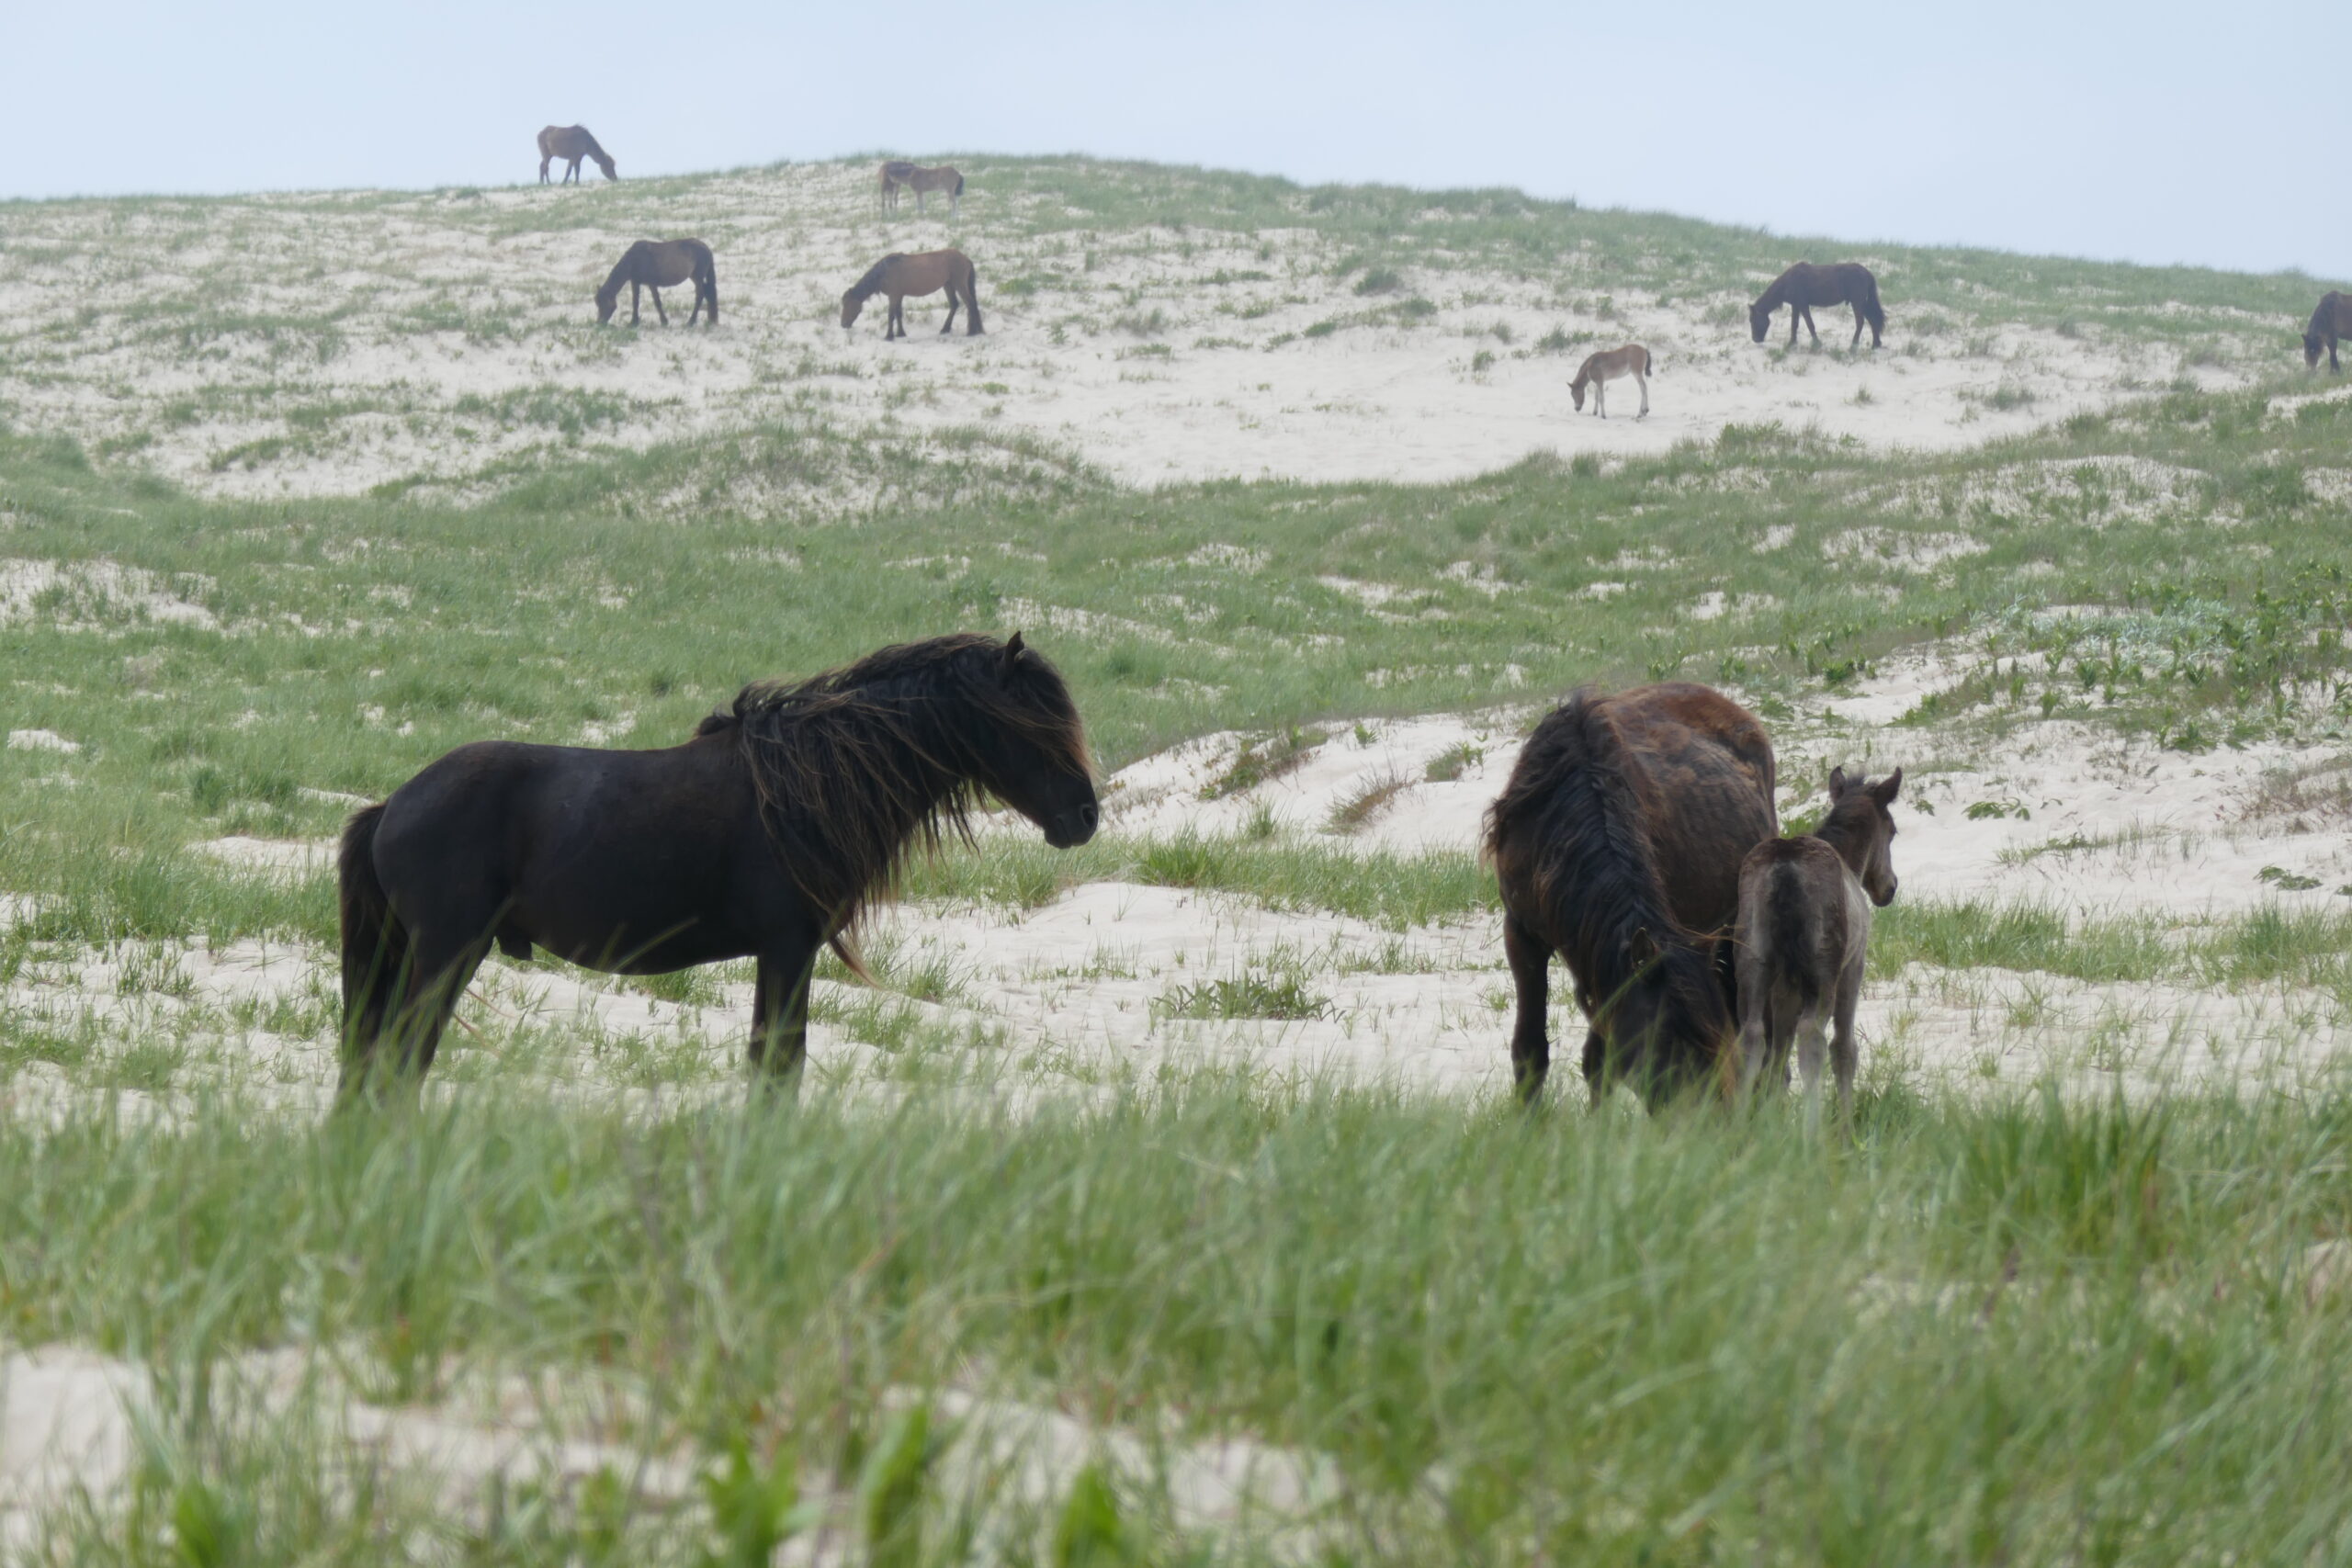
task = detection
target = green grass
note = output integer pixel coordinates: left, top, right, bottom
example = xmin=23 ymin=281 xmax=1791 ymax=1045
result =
xmin=11 ymin=1077 xmax=2352 ymax=1560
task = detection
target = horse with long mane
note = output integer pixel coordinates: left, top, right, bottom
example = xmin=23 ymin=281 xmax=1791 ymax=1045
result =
xmin=1735 ymin=767 xmax=1901 ymax=1129
xmin=337 ymin=632 xmax=1097 ymax=1099
xmin=1749 ymin=262 xmax=1885 ymax=349
xmin=877 ymin=160 xmax=919 ymax=210
xmin=537 ymin=125 xmax=616 ymax=184
xmin=841 ymin=250 xmax=983 ymax=339
xmin=1485 ymin=683 xmax=1779 ymax=1110
xmin=596 ymin=239 xmax=718 ymax=326
xmin=2306 ymin=291 xmax=2350 ymax=372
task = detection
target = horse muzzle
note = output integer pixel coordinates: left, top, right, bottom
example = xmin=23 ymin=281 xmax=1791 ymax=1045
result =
xmin=1044 ymin=801 xmax=1100 ymax=849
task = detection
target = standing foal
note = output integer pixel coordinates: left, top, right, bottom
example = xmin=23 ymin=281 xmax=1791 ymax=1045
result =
xmin=1569 ymin=344 xmax=1653 ymax=420
xmin=1735 ymin=766 xmax=1901 ymax=1129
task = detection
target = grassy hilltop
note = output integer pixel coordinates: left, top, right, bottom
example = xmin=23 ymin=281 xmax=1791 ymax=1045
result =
xmin=4 ymin=157 xmax=2352 ymax=1561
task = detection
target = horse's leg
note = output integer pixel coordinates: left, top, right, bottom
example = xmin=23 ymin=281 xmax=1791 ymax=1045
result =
xmin=1502 ymin=915 xmax=1553 ymax=1106
xmin=1795 ymin=1001 xmax=1829 ymax=1137
xmin=1850 ymin=304 xmax=1865 ymax=349
xmin=358 ymin=927 xmax=487 ymax=1098
xmin=1635 ymin=368 xmax=1649 ymax=419
xmin=1831 ymin=957 xmax=1863 ymax=1130
xmin=629 ymin=280 xmax=640 ymax=326
xmin=1803 ymin=305 xmax=1821 ymax=347
xmin=1595 ymin=378 xmax=1607 ymax=419
xmin=650 ymin=288 xmax=667 ymax=327
xmin=940 ymin=287 xmax=960 ymax=334
xmin=750 ymin=936 xmax=820 ymax=1093
xmin=538 ymin=156 xmax=551 ymax=185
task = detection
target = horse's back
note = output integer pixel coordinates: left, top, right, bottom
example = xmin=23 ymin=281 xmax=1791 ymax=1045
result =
xmin=1601 ymin=683 xmax=1779 ymax=931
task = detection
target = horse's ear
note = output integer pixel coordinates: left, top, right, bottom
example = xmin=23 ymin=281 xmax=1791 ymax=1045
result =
xmin=1629 ymin=927 xmax=1659 ymax=967
xmin=1828 ymin=766 xmax=1850 ymax=801
xmin=1870 ymin=767 xmax=1903 ymax=806
xmin=1003 ymin=630 xmax=1027 ymax=667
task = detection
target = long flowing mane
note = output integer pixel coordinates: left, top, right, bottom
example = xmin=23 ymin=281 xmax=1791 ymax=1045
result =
xmin=846 ymin=255 xmax=904 ymax=302
xmin=701 ymin=633 xmax=1091 ymax=931
xmin=1485 ymin=690 xmax=1724 ymax=1046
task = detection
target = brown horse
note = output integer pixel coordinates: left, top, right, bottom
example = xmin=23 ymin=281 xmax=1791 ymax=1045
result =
xmin=338 ymin=633 xmax=1099 ymax=1100
xmin=1735 ymin=767 xmax=1901 ymax=1129
xmin=1570 ymin=344 xmax=1653 ymax=419
xmin=1486 ymin=683 xmax=1779 ymax=1111
xmin=842 ymin=250 xmax=983 ymax=339
xmin=877 ymin=160 xmax=919 ymax=210
xmin=2306 ymin=291 xmax=2351 ymax=372
xmin=1750 ymin=262 xmax=1885 ymax=349
xmin=904 ymin=164 xmax=964 ymax=213
xmin=596 ymin=239 xmax=718 ymax=326
xmin=537 ymin=125 xmax=616 ymax=185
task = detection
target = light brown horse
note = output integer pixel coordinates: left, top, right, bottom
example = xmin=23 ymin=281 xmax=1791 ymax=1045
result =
xmin=877 ymin=160 xmax=919 ymax=210
xmin=1570 ymin=344 xmax=1653 ymax=419
xmin=1734 ymin=767 xmax=1901 ymax=1130
xmin=1486 ymin=683 xmax=1779 ymax=1111
xmin=1750 ymin=262 xmax=1884 ymax=349
xmin=841 ymin=250 xmax=982 ymax=339
xmin=537 ymin=125 xmax=616 ymax=185
xmin=899 ymin=164 xmax=964 ymax=213
xmin=2306 ymin=291 xmax=2351 ymax=373
xmin=596 ymin=240 xmax=718 ymax=326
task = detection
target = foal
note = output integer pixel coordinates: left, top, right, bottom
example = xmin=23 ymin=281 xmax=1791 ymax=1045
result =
xmin=1735 ymin=766 xmax=1901 ymax=1128
xmin=1569 ymin=344 xmax=1653 ymax=419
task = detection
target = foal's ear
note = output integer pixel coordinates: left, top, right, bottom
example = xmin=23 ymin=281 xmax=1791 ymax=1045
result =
xmin=1869 ymin=767 xmax=1903 ymax=806
xmin=1828 ymin=765 xmax=1850 ymax=800
xmin=1629 ymin=926 xmax=1659 ymax=966
xmin=1003 ymin=630 xmax=1028 ymax=668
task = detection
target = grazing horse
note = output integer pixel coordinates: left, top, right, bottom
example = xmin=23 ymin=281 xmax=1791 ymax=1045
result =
xmin=1570 ymin=344 xmax=1654 ymax=419
xmin=337 ymin=633 xmax=1099 ymax=1100
xmin=1749 ymin=262 xmax=1885 ymax=349
xmin=877 ymin=160 xmax=919 ymax=210
xmin=1486 ymin=683 xmax=1779 ymax=1111
xmin=1735 ymin=767 xmax=1901 ymax=1130
xmin=841 ymin=250 xmax=983 ymax=339
xmin=596 ymin=239 xmax=718 ymax=326
xmin=537 ymin=125 xmax=616 ymax=185
xmin=2306 ymin=291 xmax=2351 ymax=372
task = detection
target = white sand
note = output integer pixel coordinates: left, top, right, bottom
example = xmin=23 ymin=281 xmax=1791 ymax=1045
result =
xmin=0 ymin=164 xmax=2250 ymax=508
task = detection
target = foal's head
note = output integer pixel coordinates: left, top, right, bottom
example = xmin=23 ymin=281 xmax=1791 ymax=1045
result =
xmin=1824 ymin=766 xmax=1903 ymax=906
xmin=2308 ymin=331 xmax=2326 ymax=370
xmin=1748 ymin=299 xmax=1773 ymax=344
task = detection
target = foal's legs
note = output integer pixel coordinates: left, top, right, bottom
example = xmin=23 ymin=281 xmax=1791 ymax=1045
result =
xmin=1830 ymin=957 xmax=1863 ymax=1128
xmin=1795 ymin=1002 xmax=1831 ymax=1136
xmin=1502 ymin=915 xmax=1553 ymax=1105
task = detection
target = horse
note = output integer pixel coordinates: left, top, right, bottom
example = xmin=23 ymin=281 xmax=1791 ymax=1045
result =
xmin=596 ymin=239 xmax=718 ymax=326
xmin=1734 ymin=767 xmax=1902 ymax=1131
xmin=2306 ymin=291 xmax=2351 ymax=372
xmin=337 ymin=633 xmax=1098 ymax=1101
xmin=877 ymin=160 xmax=918 ymax=210
xmin=537 ymin=126 xmax=616 ymax=185
xmin=904 ymin=164 xmax=964 ymax=213
xmin=1569 ymin=344 xmax=1653 ymax=420
xmin=1749 ymin=263 xmax=1885 ymax=350
xmin=1486 ymin=683 xmax=1779 ymax=1111
xmin=841 ymin=250 xmax=983 ymax=340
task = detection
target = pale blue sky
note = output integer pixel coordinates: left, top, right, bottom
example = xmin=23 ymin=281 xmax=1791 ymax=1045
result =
xmin=6 ymin=1 xmax=2342 ymax=276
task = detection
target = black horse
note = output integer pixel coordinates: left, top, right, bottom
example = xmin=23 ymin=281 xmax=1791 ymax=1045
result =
xmin=1749 ymin=262 xmax=1885 ymax=350
xmin=338 ymin=632 xmax=1098 ymax=1099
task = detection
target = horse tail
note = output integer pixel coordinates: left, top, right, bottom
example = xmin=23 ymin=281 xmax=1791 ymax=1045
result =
xmin=339 ymin=803 xmax=408 ymax=1056
xmin=829 ymin=931 xmax=877 ymax=987
xmin=700 ymin=248 xmax=718 ymax=323
xmin=964 ymin=258 xmax=983 ymax=333
xmin=1764 ymin=857 xmax=1822 ymax=1010
xmin=1863 ymin=272 xmax=1886 ymax=333
xmin=954 ymin=172 xmax=965 ymax=197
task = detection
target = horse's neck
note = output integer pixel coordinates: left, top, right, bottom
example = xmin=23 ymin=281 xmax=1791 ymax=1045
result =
xmin=1809 ymin=818 xmax=1874 ymax=881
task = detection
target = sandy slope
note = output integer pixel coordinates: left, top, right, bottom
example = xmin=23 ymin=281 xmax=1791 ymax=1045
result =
xmin=0 ymin=164 xmax=2246 ymax=505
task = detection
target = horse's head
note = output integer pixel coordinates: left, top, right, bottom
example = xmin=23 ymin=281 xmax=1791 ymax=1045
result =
xmin=1826 ymin=765 xmax=1903 ymax=906
xmin=594 ymin=153 xmax=618 ymax=181
xmin=594 ymin=279 xmax=622 ymax=325
xmin=841 ymin=290 xmax=865 ymax=330
xmin=1595 ymin=928 xmax=1736 ymax=1099
xmin=967 ymin=632 xmax=1099 ymax=849
xmin=1748 ymin=300 xmax=1772 ymax=344
xmin=1569 ymin=378 xmax=1587 ymax=411
xmin=2308 ymin=332 xmax=2325 ymax=370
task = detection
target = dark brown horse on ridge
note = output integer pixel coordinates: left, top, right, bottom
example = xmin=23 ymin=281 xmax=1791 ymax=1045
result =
xmin=842 ymin=250 xmax=983 ymax=339
xmin=878 ymin=160 xmax=919 ymax=210
xmin=2306 ymin=291 xmax=2350 ymax=372
xmin=337 ymin=633 xmax=1098 ymax=1100
xmin=596 ymin=239 xmax=718 ymax=326
xmin=538 ymin=125 xmax=616 ymax=184
xmin=1750 ymin=262 xmax=1885 ymax=349
xmin=1486 ymin=683 xmax=1779 ymax=1111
